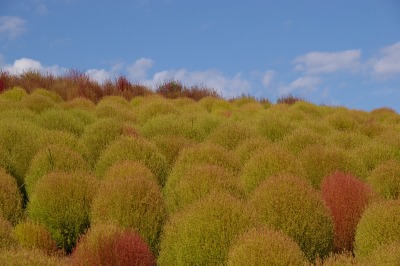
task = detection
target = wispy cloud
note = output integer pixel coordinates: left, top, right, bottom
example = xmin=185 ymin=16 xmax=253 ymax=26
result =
xmin=262 ymin=70 xmax=275 ymax=88
xmin=279 ymin=76 xmax=321 ymax=95
xmin=293 ymin=49 xmax=361 ymax=74
xmin=370 ymin=41 xmax=400 ymax=78
xmin=1 ymin=57 xmax=66 ymax=75
xmin=127 ymin=57 xmax=154 ymax=81
xmin=0 ymin=16 xmax=27 ymax=39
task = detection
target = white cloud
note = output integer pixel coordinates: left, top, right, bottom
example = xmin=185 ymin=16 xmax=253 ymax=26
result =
xmin=86 ymin=69 xmax=111 ymax=83
xmin=293 ymin=49 xmax=361 ymax=74
xmin=370 ymin=41 xmax=400 ymax=78
xmin=279 ymin=76 xmax=321 ymax=95
xmin=0 ymin=16 xmax=27 ymax=39
xmin=127 ymin=57 xmax=154 ymax=81
xmin=144 ymin=68 xmax=251 ymax=98
xmin=262 ymin=70 xmax=275 ymax=88
xmin=1 ymin=57 xmax=66 ymax=75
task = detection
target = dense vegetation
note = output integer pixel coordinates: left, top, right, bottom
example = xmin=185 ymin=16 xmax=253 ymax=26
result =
xmin=0 ymin=70 xmax=400 ymax=265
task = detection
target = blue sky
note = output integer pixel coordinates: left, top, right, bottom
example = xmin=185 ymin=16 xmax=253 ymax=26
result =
xmin=1 ymin=0 xmax=400 ymax=112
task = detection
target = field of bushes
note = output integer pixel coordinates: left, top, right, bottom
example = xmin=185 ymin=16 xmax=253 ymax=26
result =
xmin=0 ymin=71 xmax=400 ymax=265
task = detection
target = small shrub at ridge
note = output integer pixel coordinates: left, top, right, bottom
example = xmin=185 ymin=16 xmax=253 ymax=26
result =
xmin=248 ymin=175 xmax=333 ymax=261
xmin=0 ymin=167 xmax=23 ymax=225
xmin=31 ymin=88 xmax=63 ymax=103
xmin=95 ymin=136 xmax=169 ymax=186
xmin=91 ymin=161 xmax=166 ymax=254
xmin=354 ymin=199 xmax=400 ymax=257
xmin=227 ymin=227 xmax=307 ymax=266
xmin=13 ymin=219 xmax=59 ymax=255
xmin=72 ymin=223 xmax=156 ymax=266
xmin=25 ymin=144 xmax=89 ymax=197
xmin=367 ymin=160 xmax=400 ymax=199
xmin=0 ymin=86 xmax=28 ymax=102
xmin=27 ymin=171 xmax=98 ymax=253
xmin=157 ymin=192 xmax=259 ymax=266
xmin=164 ymin=164 xmax=246 ymax=213
xmin=321 ymin=171 xmax=376 ymax=252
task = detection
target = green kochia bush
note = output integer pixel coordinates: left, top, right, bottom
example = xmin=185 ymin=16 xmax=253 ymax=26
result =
xmin=354 ymin=199 xmax=400 ymax=257
xmin=21 ymin=93 xmax=57 ymax=113
xmin=72 ymin=223 xmax=156 ymax=266
xmin=25 ymin=144 xmax=89 ymax=197
xmin=227 ymin=227 xmax=307 ymax=266
xmin=39 ymin=130 xmax=80 ymax=153
xmin=0 ymin=249 xmax=63 ymax=266
xmin=367 ymin=160 xmax=400 ymax=199
xmin=241 ymin=145 xmax=305 ymax=194
xmin=35 ymin=108 xmax=86 ymax=136
xmin=91 ymin=161 xmax=166 ymax=254
xmin=164 ymin=164 xmax=246 ymax=213
xmin=0 ymin=86 xmax=28 ymax=102
xmin=0 ymin=216 xmax=16 ymax=249
xmin=0 ymin=168 xmax=23 ymax=225
xmin=321 ymin=171 xmax=376 ymax=252
xmin=95 ymin=136 xmax=169 ymax=186
xmin=152 ymin=135 xmax=195 ymax=167
xmin=95 ymin=96 xmax=137 ymax=123
xmin=364 ymin=241 xmax=400 ymax=265
xmin=158 ymin=192 xmax=259 ymax=266
xmin=234 ymin=137 xmax=272 ymax=164
xmin=249 ymin=175 xmax=333 ymax=261
xmin=27 ymin=171 xmax=98 ymax=253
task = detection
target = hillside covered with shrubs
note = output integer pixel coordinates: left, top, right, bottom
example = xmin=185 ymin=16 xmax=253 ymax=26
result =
xmin=0 ymin=70 xmax=400 ymax=265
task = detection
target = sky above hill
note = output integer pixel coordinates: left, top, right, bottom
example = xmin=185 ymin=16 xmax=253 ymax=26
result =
xmin=1 ymin=0 xmax=400 ymax=112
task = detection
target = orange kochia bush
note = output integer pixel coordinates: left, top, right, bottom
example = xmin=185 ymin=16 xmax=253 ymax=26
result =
xmin=321 ymin=171 xmax=376 ymax=252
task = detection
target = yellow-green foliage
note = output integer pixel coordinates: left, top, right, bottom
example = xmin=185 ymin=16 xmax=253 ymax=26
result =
xmin=31 ymin=88 xmax=63 ymax=103
xmin=0 ymin=108 xmax=36 ymax=122
xmin=249 ymin=175 xmax=333 ymax=261
xmin=13 ymin=220 xmax=58 ymax=255
xmin=354 ymin=199 xmax=400 ymax=257
xmin=25 ymin=144 xmax=89 ymax=197
xmin=314 ymin=251 xmax=358 ymax=266
xmin=280 ymin=127 xmax=326 ymax=155
xmin=35 ymin=109 xmax=86 ymax=136
xmin=0 ymin=249 xmax=64 ymax=266
xmin=164 ymin=164 xmax=245 ymax=213
xmin=21 ymin=93 xmax=56 ymax=113
xmin=57 ymin=96 xmax=95 ymax=110
xmin=227 ymin=227 xmax=306 ymax=266
xmin=257 ymin=110 xmax=294 ymax=141
xmin=325 ymin=130 xmax=369 ymax=150
xmin=367 ymin=160 xmax=400 ymax=199
xmin=152 ymin=135 xmax=195 ymax=167
xmin=95 ymin=96 xmax=136 ymax=123
xmin=325 ymin=110 xmax=358 ymax=132
xmin=363 ymin=241 xmax=400 ymax=265
xmin=206 ymin=122 xmax=259 ymax=150
xmin=95 ymin=136 xmax=168 ymax=186
xmin=91 ymin=161 xmax=166 ymax=253
xmin=241 ymin=145 xmax=305 ymax=193
xmin=234 ymin=137 xmax=272 ymax=164
xmin=39 ymin=130 xmax=80 ymax=153
xmin=0 ymin=168 xmax=23 ymax=225
xmin=135 ymin=96 xmax=178 ymax=124
xmin=299 ymin=144 xmax=366 ymax=187
xmin=27 ymin=171 xmax=98 ymax=252
xmin=66 ymin=108 xmax=96 ymax=126
xmin=158 ymin=192 xmax=259 ymax=266
xmin=0 ymin=119 xmax=43 ymax=187
xmin=79 ymin=118 xmax=124 ymax=168
xmin=0 ymin=216 xmax=16 ymax=249
xmin=0 ymin=87 xmax=27 ymax=102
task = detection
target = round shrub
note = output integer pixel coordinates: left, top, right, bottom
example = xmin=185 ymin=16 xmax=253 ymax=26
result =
xmin=354 ymin=199 xmax=400 ymax=257
xmin=27 ymin=171 xmax=98 ymax=253
xmin=325 ymin=110 xmax=357 ymax=132
xmin=257 ymin=110 xmax=294 ymax=141
xmin=280 ymin=126 xmax=326 ymax=155
xmin=164 ymin=164 xmax=245 ymax=213
xmin=314 ymin=251 xmax=357 ymax=266
xmin=25 ymin=144 xmax=89 ymax=197
xmin=367 ymin=160 xmax=400 ymax=199
xmin=364 ymin=241 xmax=400 ymax=265
xmin=241 ymin=145 xmax=305 ymax=194
xmin=95 ymin=136 xmax=169 ymax=186
xmin=72 ymin=223 xmax=156 ymax=266
xmin=152 ymin=135 xmax=195 ymax=167
xmin=39 ymin=130 xmax=80 ymax=153
xmin=13 ymin=220 xmax=58 ymax=255
xmin=95 ymin=97 xmax=137 ymax=123
xmin=206 ymin=122 xmax=259 ymax=150
xmin=67 ymin=108 xmax=97 ymax=125
xmin=0 ymin=108 xmax=36 ymax=122
xmin=299 ymin=144 xmax=367 ymax=187
xmin=21 ymin=93 xmax=56 ymax=113
xmin=0 ymin=249 xmax=63 ymax=266
xmin=79 ymin=118 xmax=124 ymax=168
xmin=227 ymin=227 xmax=306 ymax=266
xmin=325 ymin=130 xmax=369 ymax=150
xmin=58 ymin=96 xmax=95 ymax=110
xmin=0 ymin=119 xmax=43 ymax=188
xmin=0 ymin=216 xmax=16 ymax=249
xmin=248 ymin=175 xmax=333 ymax=261
xmin=0 ymin=168 xmax=23 ymax=224
xmin=0 ymin=86 xmax=27 ymax=102
xmin=321 ymin=171 xmax=376 ymax=252
xmin=35 ymin=108 xmax=86 ymax=136
xmin=158 ymin=192 xmax=259 ymax=266
xmin=234 ymin=137 xmax=272 ymax=164
xmin=135 ymin=96 xmax=178 ymax=124
xmin=91 ymin=161 xmax=166 ymax=254
xmin=31 ymin=88 xmax=63 ymax=103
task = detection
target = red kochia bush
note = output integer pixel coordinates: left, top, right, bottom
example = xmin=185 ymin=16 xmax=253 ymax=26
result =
xmin=321 ymin=171 xmax=376 ymax=252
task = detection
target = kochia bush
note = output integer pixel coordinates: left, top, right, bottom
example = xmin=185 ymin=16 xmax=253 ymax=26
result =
xmin=158 ymin=192 xmax=259 ymax=266
xmin=367 ymin=160 xmax=400 ymax=199
xmin=27 ymin=171 xmax=98 ymax=253
xmin=227 ymin=227 xmax=307 ymax=266
xmin=248 ymin=175 xmax=333 ymax=261
xmin=0 ymin=167 xmax=23 ymax=225
xmin=35 ymin=108 xmax=86 ymax=136
xmin=321 ymin=171 xmax=376 ymax=252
